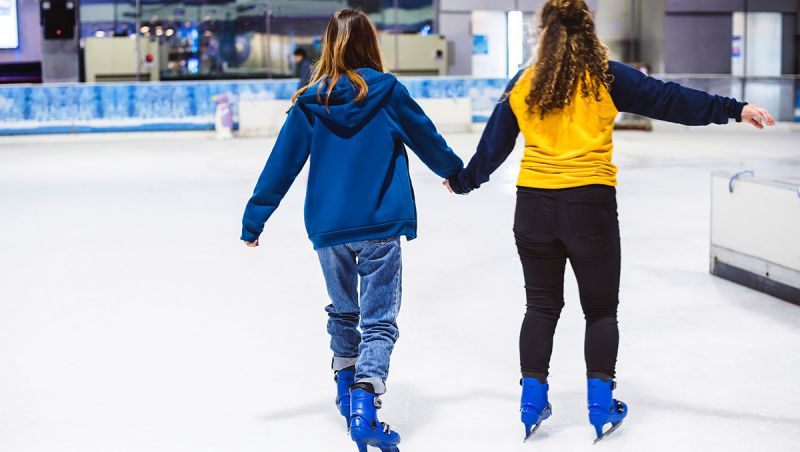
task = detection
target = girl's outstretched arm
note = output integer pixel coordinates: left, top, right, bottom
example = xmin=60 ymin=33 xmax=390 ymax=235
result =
xmin=391 ymin=84 xmax=464 ymax=179
xmin=608 ymin=61 xmax=774 ymax=127
xmin=241 ymin=105 xmax=313 ymax=245
xmin=446 ymin=71 xmax=523 ymax=195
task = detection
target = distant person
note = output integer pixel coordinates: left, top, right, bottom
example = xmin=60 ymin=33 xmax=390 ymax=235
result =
xmin=293 ymin=47 xmax=312 ymax=88
xmin=241 ymin=8 xmax=463 ymax=452
xmin=444 ymin=0 xmax=774 ymax=443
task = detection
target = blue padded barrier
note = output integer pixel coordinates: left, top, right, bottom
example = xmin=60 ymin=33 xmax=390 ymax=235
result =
xmin=0 ymin=77 xmax=507 ymax=135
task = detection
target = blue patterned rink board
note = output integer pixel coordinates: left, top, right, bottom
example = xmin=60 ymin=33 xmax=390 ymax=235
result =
xmin=0 ymin=77 xmax=507 ymax=135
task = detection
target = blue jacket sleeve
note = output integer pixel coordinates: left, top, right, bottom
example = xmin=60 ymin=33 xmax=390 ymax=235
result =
xmin=391 ymin=84 xmax=464 ymax=179
xmin=608 ymin=61 xmax=746 ymax=125
xmin=447 ymin=71 xmax=523 ymax=194
xmin=241 ymin=105 xmax=312 ymax=242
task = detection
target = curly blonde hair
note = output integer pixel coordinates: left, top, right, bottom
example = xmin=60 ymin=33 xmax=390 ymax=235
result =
xmin=526 ymin=0 xmax=614 ymax=118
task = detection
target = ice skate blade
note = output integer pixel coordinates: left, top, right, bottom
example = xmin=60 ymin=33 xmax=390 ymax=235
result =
xmin=593 ymin=420 xmax=623 ymax=444
xmin=352 ymin=439 xmax=400 ymax=452
xmin=523 ymin=422 xmax=542 ymax=442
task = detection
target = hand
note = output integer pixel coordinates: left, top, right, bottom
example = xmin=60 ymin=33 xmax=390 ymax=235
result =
xmin=244 ymin=240 xmax=259 ymax=247
xmin=741 ymin=104 xmax=775 ymax=129
xmin=442 ymin=180 xmax=453 ymax=193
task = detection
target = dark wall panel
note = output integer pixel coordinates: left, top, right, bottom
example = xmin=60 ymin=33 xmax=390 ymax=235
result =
xmin=747 ymin=0 xmax=798 ymax=13
xmin=797 ymin=10 xmax=800 ymax=33
xmin=667 ymin=0 xmax=797 ymax=13
xmin=664 ymin=14 xmax=733 ymax=74
xmin=667 ymin=0 xmax=743 ymax=13
xmin=782 ymin=14 xmax=797 ymax=73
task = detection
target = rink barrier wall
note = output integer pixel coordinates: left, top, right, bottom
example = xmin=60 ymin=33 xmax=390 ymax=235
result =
xmin=0 ymin=77 xmax=507 ymax=136
xmin=710 ymin=172 xmax=800 ymax=306
xmin=3 ymin=78 xmax=795 ymax=135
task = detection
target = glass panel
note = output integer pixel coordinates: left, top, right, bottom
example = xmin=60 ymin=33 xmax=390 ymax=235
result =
xmin=77 ymin=0 xmax=439 ymax=81
xmin=79 ymin=0 xmax=136 ymax=38
xmin=137 ymin=1 xmax=269 ymax=80
xmin=268 ymin=0 xmax=338 ymax=80
xmin=394 ymin=0 xmax=435 ymax=34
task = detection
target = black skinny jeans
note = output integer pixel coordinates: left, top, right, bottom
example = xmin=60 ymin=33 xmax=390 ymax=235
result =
xmin=514 ymin=185 xmax=620 ymax=383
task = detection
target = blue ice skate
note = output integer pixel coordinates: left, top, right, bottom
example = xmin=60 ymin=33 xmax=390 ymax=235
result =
xmin=587 ymin=378 xmax=628 ymax=443
xmin=335 ymin=367 xmax=356 ymax=427
xmin=520 ymin=378 xmax=552 ymax=441
xmin=349 ymin=384 xmax=401 ymax=452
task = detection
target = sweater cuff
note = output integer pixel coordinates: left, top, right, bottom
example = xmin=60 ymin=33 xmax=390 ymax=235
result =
xmin=734 ymin=102 xmax=747 ymax=123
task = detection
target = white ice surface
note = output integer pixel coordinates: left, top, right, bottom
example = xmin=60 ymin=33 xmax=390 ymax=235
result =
xmin=0 ymin=125 xmax=799 ymax=452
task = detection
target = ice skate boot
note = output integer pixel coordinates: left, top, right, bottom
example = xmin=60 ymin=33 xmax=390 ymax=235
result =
xmin=587 ymin=378 xmax=628 ymax=443
xmin=335 ymin=367 xmax=356 ymax=427
xmin=520 ymin=378 xmax=552 ymax=441
xmin=349 ymin=383 xmax=401 ymax=452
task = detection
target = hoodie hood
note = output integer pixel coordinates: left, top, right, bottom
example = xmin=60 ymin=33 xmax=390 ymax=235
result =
xmin=298 ymin=68 xmax=397 ymax=130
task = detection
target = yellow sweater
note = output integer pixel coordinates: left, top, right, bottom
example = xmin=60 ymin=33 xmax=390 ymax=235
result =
xmin=508 ymin=67 xmax=620 ymax=189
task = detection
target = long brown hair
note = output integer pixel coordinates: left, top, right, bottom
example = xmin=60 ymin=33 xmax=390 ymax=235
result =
xmin=292 ymin=8 xmax=384 ymax=107
xmin=526 ymin=0 xmax=613 ymax=118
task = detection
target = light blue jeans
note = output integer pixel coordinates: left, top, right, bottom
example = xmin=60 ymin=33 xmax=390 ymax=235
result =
xmin=317 ymin=237 xmax=402 ymax=395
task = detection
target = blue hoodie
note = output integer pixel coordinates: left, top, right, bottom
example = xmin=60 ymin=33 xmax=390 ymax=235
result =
xmin=241 ymin=68 xmax=464 ymax=249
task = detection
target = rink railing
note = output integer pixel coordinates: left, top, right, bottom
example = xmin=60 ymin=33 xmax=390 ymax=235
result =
xmin=0 ymin=77 xmax=508 ymax=135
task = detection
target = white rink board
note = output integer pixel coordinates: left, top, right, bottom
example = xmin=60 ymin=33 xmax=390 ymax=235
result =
xmin=238 ymin=98 xmax=472 ymax=136
xmin=711 ymin=173 xmax=800 ymax=274
xmin=238 ymin=99 xmax=293 ymax=137
xmin=415 ymin=98 xmax=473 ymax=132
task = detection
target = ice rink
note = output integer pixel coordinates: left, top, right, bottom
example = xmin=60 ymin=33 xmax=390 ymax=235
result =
xmin=1 ymin=124 xmax=799 ymax=452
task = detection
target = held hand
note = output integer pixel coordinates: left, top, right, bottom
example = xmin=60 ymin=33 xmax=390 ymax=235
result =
xmin=244 ymin=240 xmax=259 ymax=247
xmin=442 ymin=180 xmax=453 ymax=193
xmin=741 ymin=104 xmax=776 ymax=129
